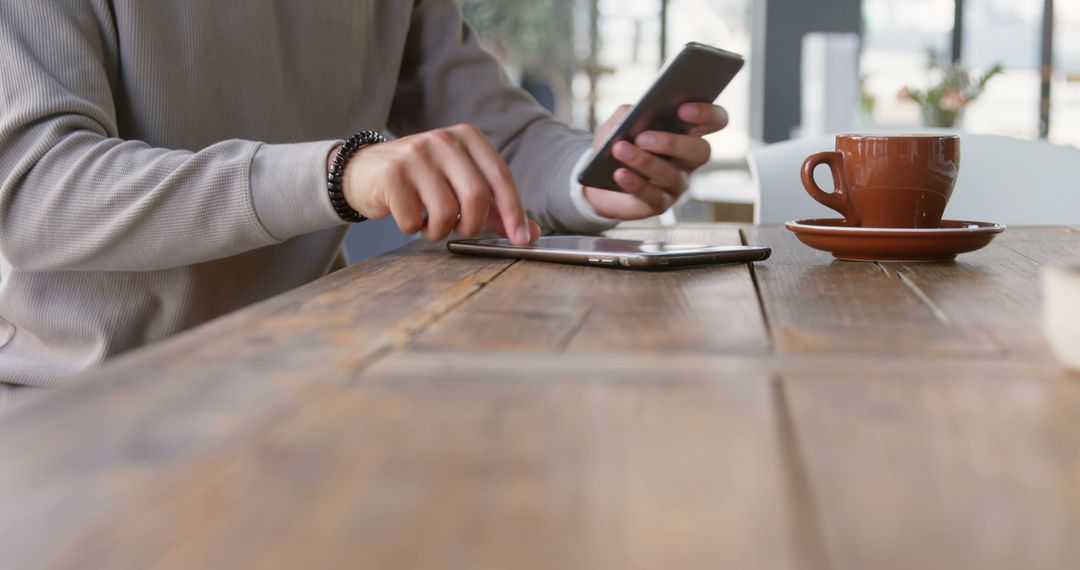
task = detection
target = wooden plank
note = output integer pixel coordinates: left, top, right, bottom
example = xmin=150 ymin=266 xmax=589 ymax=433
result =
xmin=781 ymin=360 xmax=1080 ymax=570
xmin=882 ymin=235 xmax=1056 ymax=357
xmin=99 ymin=354 xmax=801 ymax=570
xmin=745 ymin=226 xmax=997 ymax=356
xmin=412 ymin=227 xmax=770 ymax=354
xmin=0 ymin=247 xmax=513 ymax=570
xmin=67 ymin=352 xmax=1069 ymax=570
xmin=995 ymin=226 xmax=1080 ymax=265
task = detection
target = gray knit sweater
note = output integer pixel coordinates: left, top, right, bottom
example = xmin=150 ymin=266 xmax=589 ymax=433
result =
xmin=0 ymin=0 xmax=610 ymax=387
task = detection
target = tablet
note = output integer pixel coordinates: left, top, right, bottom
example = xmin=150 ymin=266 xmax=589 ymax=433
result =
xmin=447 ymin=236 xmax=770 ymax=269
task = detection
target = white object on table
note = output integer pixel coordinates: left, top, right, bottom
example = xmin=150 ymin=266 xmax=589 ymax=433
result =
xmin=1043 ymin=266 xmax=1080 ymax=372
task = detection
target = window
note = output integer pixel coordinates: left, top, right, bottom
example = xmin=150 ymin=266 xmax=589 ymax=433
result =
xmin=862 ymin=0 xmax=1075 ymax=148
xmin=961 ymin=0 xmax=1042 ymax=139
xmin=463 ymin=0 xmax=753 ymax=162
xmin=1051 ymin=1 xmax=1080 ymax=146
xmin=576 ymin=0 xmax=753 ymax=161
xmin=860 ymin=0 xmax=955 ymax=127
xmin=667 ymin=0 xmax=752 ymax=160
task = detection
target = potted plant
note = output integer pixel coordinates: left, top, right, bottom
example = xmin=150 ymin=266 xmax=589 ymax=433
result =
xmin=898 ymin=51 xmax=1003 ymax=128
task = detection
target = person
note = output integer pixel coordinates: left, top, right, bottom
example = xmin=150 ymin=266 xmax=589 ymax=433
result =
xmin=0 ymin=0 xmax=729 ymax=390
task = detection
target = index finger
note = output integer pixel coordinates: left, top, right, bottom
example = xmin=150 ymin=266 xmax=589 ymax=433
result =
xmin=453 ymin=124 xmax=533 ymax=245
xmin=677 ymin=103 xmax=729 ymax=136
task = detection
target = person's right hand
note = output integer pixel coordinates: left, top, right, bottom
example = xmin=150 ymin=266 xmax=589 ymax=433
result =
xmin=338 ymin=124 xmax=540 ymax=245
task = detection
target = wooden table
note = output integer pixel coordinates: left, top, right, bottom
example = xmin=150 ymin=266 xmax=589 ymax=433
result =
xmin=2 ymin=224 xmax=1079 ymax=570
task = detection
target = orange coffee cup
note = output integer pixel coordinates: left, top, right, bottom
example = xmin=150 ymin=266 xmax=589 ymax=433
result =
xmin=801 ymin=134 xmax=961 ymax=228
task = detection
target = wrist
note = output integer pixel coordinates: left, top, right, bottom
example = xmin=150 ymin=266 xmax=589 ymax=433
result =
xmin=567 ymin=150 xmax=618 ymax=225
xmin=327 ymin=145 xmax=341 ymax=172
xmin=327 ymin=131 xmax=385 ymax=223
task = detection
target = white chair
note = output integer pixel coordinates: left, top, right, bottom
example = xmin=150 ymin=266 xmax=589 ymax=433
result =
xmin=749 ymin=132 xmax=1080 ymax=225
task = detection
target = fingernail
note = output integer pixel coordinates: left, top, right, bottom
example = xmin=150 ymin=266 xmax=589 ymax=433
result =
xmin=638 ymin=133 xmax=657 ymax=147
xmin=614 ymin=142 xmax=635 ymax=160
xmin=515 ymin=225 xmax=531 ymax=244
xmin=684 ymin=105 xmax=701 ymax=118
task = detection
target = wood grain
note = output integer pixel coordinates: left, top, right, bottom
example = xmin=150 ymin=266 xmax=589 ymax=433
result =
xmin=780 ymin=359 xmax=1080 ymax=570
xmin=745 ymin=226 xmax=998 ymax=355
xmin=0 ymin=224 xmax=1074 ymax=570
xmin=413 ymin=227 xmax=770 ymax=354
xmin=0 ymin=247 xmax=512 ymax=570
xmin=996 ymin=226 xmax=1080 ymax=266
xmin=880 ymin=238 xmax=1052 ymax=357
xmin=54 ymin=354 xmax=801 ymax=570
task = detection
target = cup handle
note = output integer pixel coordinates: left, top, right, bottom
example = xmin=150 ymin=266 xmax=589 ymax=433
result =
xmin=801 ymin=151 xmax=859 ymax=226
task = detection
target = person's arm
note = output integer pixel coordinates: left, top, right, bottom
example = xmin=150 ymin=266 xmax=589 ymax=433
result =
xmin=0 ymin=1 xmax=343 ymax=273
xmin=386 ymin=0 xmax=614 ymax=235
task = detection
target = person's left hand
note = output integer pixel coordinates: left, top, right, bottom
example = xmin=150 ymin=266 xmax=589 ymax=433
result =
xmin=584 ymin=102 xmax=729 ymax=220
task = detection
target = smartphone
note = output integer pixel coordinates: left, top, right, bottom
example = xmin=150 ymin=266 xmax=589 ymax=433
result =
xmin=447 ymin=236 xmax=770 ymax=269
xmin=577 ymin=42 xmax=745 ymax=191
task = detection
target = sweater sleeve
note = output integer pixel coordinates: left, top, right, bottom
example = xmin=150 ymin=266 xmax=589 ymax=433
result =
xmin=0 ymin=0 xmax=343 ymax=273
xmin=387 ymin=0 xmax=618 ymax=235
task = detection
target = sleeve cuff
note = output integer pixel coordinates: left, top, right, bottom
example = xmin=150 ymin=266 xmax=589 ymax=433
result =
xmin=250 ymin=140 xmax=346 ymax=241
xmin=567 ymin=149 xmax=619 ymax=227
xmin=539 ymin=147 xmax=619 ymax=234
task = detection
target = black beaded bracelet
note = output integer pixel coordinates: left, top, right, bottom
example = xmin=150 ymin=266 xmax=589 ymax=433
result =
xmin=327 ymin=130 xmax=386 ymax=223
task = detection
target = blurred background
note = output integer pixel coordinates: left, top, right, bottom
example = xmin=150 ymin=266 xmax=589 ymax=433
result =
xmin=348 ymin=0 xmax=1078 ymax=259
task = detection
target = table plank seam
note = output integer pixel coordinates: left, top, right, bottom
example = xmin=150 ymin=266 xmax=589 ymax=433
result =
xmin=877 ymin=262 xmax=952 ymax=324
xmin=554 ymin=305 xmax=594 ymax=352
xmin=872 ymin=262 xmax=892 ymax=278
xmin=895 ymin=271 xmax=951 ymax=324
xmin=741 ymin=228 xmax=777 ymax=353
xmin=995 ymin=241 xmax=1047 ymax=266
xmin=772 ymin=376 xmax=834 ymax=570
xmin=397 ymin=259 xmax=521 ymax=351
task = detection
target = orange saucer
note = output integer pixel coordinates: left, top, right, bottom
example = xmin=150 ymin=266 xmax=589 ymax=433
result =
xmin=784 ymin=219 xmax=1006 ymax=262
